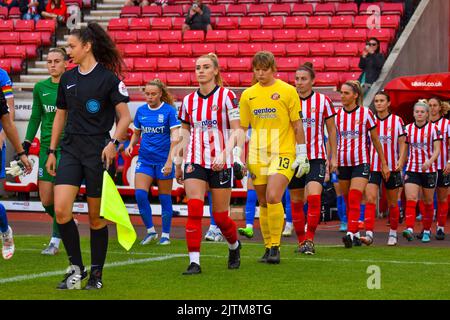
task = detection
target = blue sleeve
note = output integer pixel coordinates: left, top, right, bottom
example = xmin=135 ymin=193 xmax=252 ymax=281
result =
xmin=133 ymin=108 xmax=141 ymax=130
xmin=169 ymin=105 xmax=181 ymax=129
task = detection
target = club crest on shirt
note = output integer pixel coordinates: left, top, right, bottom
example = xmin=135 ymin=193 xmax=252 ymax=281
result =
xmin=118 ymin=81 xmax=129 ymax=97
xmin=211 ymin=104 xmax=219 ymax=112
xmin=86 ymin=99 xmax=100 ymax=114
xmin=158 ymin=114 xmax=164 ymax=123
xmin=271 ymin=93 xmax=280 ymax=100
xmin=355 ymin=119 xmax=360 ymax=125
xmin=310 ymin=106 xmax=316 ymax=112
xmin=185 ymin=164 xmax=195 ymax=174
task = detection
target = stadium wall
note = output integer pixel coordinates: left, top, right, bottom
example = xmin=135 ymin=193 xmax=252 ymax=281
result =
xmin=364 ymin=0 xmax=449 ymax=106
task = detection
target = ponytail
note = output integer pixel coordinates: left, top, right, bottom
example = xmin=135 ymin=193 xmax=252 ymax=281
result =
xmin=146 ymin=79 xmax=175 ymax=106
xmin=343 ymin=80 xmax=363 ymax=106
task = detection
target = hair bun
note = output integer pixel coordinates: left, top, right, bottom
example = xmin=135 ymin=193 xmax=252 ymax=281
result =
xmin=303 ymin=62 xmax=314 ymax=69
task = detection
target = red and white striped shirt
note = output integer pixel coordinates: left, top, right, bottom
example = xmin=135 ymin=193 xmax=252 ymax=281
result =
xmin=405 ymin=122 xmax=442 ymax=173
xmin=370 ymin=114 xmax=406 ymax=171
xmin=178 ymin=86 xmax=238 ymax=169
xmin=301 ymin=91 xmax=336 ymax=160
xmin=431 ymin=117 xmax=450 ymax=170
xmin=336 ymin=106 xmax=377 ymax=167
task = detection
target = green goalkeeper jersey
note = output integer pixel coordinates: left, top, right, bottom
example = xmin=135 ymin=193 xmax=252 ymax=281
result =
xmin=25 ymin=77 xmax=63 ymax=148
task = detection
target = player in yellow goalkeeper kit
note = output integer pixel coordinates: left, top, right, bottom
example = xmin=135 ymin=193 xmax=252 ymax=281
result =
xmin=239 ymin=51 xmax=309 ymax=264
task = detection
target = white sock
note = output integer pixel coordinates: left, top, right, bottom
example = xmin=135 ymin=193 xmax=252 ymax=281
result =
xmin=147 ymin=227 xmax=156 ymax=234
xmin=347 ymin=232 xmax=354 ymax=240
xmin=366 ymin=231 xmax=373 ymax=238
xmin=437 ymin=226 xmax=444 ymax=232
xmin=161 ymin=232 xmax=170 ymax=239
xmin=355 ymin=232 xmax=361 ymax=238
xmin=285 ymin=222 xmax=293 ymax=228
xmin=2 ymin=226 xmax=12 ymax=237
xmin=209 ymin=225 xmax=217 ymax=232
xmin=424 ymin=230 xmax=431 ymax=235
xmin=228 ymin=241 xmax=239 ymax=250
xmin=407 ymin=227 xmax=413 ymax=233
xmin=189 ymin=252 xmax=200 ymax=265
xmin=246 ymin=224 xmax=253 ymax=229
xmin=389 ymin=229 xmax=397 ymax=237
xmin=50 ymin=237 xmax=60 ymax=248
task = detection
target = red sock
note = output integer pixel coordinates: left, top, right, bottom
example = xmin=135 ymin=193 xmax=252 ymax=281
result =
xmin=213 ymin=211 xmax=237 ymax=245
xmin=389 ymin=205 xmax=400 ymax=231
xmin=422 ymin=203 xmax=434 ymax=231
xmin=448 ymin=195 xmax=450 ymax=214
xmin=348 ymin=189 xmax=363 ymax=234
xmin=437 ymin=201 xmax=448 ymax=227
xmin=365 ymin=203 xmax=376 ymax=232
xmin=418 ymin=200 xmax=425 ymax=216
xmin=186 ymin=199 xmax=204 ymax=252
xmin=291 ymin=201 xmax=305 ymax=243
xmin=306 ymin=195 xmax=321 ymax=241
xmin=405 ymin=200 xmax=417 ymax=230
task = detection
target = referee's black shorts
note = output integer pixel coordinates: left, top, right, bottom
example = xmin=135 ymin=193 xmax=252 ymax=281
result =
xmin=55 ymin=134 xmax=114 ymax=198
xmin=288 ymin=159 xmax=326 ymax=190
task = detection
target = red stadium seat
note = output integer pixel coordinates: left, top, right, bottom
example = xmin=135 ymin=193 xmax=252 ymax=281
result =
xmin=218 ymin=57 xmax=227 ymax=71
xmin=169 ymin=44 xmax=192 ymax=57
xmin=114 ymin=31 xmax=137 ymax=44
xmin=368 ymin=28 xmax=393 ymax=42
xmin=359 ymin=2 xmax=382 ymax=15
xmin=124 ymin=72 xmax=143 ymax=86
xmin=273 ymin=29 xmax=296 ymax=42
xmin=262 ymin=43 xmax=286 ymax=57
xmin=209 ymin=5 xmax=227 ymax=16
xmin=0 ymin=20 xmax=14 ymax=32
xmin=349 ymin=57 xmax=361 ymax=71
xmin=183 ymin=30 xmax=205 ymax=43
xmin=227 ymin=29 xmax=250 ymax=42
xmin=310 ymin=43 xmax=334 ymax=56
xmin=274 ymin=72 xmax=289 ymax=83
xmin=222 ymin=72 xmax=240 ymax=87
xmin=239 ymin=43 xmax=262 ymax=56
xmin=35 ymin=20 xmax=56 ymax=32
xmin=143 ymin=72 xmax=167 ymax=84
xmin=162 ymin=6 xmax=183 ymax=17
xmin=166 ymin=72 xmax=191 ymax=86
xmin=40 ymin=32 xmax=52 ymax=46
xmin=19 ymin=32 xmax=42 ymax=45
xmin=120 ymin=6 xmax=141 ymax=18
xmin=339 ymin=72 xmax=361 ymax=85
xmin=285 ymin=43 xmax=309 ymax=56
xmin=315 ymin=72 xmax=339 ymax=87
xmin=172 ymin=17 xmax=185 ymax=30
xmin=7 ymin=7 xmax=21 ymax=19
xmin=192 ymin=43 xmax=216 ymax=56
xmin=262 ymin=16 xmax=284 ymax=29
xmin=0 ymin=32 xmax=19 ymax=44
xmin=343 ymin=29 xmax=367 ymax=42
xmin=3 ymin=45 xmax=26 ymax=58
xmin=239 ymin=17 xmax=262 ymax=29
xmin=325 ymin=57 xmax=350 ymax=71
xmin=247 ymin=4 xmax=269 ymax=16
xmin=129 ymin=18 xmax=150 ymax=30
xmin=381 ymin=15 xmax=401 ymax=29
xmin=382 ymin=2 xmax=404 ymax=16
xmin=250 ymin=29 xmax=273 ymax=42
xmin=292 ymin=4 xmax=314 ymax=16
xmin=227 ymin=5 xmax=247 ymax=17
xmin=0 ymin=7 xmax=7 ymax=20
xmin=277 ymin=57 xmax=299 ymax=72
xmin=308 ymin=16 xmax=330 ymax=29
xmin=151 ymin=17 xmax=173 ymax=30
xmin=214 ymin=17 xmax=239 ymax=29
xmin=215 ymin=43 xmax=239 ymax=56
xmin=123 ymin=58 xmax=134 ymax=71
xmin=227 ymin=58 xmax=252 ymax=71
xmin=124 ymin=44 xmax=147 ymax=57
xmin=158 ymin=58 xmax=180 ymax=72
xmin=190 ymin=72 xmax=199 ymax=86
xmin=25 ymin=45 xmax=37 ymax=59
xmin=141 ymin=5 xmax=162 ymax=17
xmin=0 ymin=46 xmax=4 ymax=58
xmin=320 ymin=29 xmax=344 ymax=42
xmin=314 ymin=3 xmax=336 ymax=16
xmin=284 ymin=16 xmax=307 ymax=29
xmin=146 ymin=44 xmax=170 ymax=56
xmin=336 ymin=3 xmax=358 ymax=16
xmin=205 ymin=30 xmax=227 ymax=42
xmin=134 ymin=58 xmax=157 ymax=71
xmin=216 ymin=0 xmax=235 ymax=3
xmin=14 ymin=19 xmax=35 ymax=32
xmin=334 ymin=42 xmax=359 ymax=56
xmin=108 ymin=18 xmax=129 ymax=31
xmin=270 ymin=4 xmax=291 ymax=16
xmin=65 ymin=0 xmax=82 ymax=7
xmin=297 ymin=29 xmax=320 ymax=42
xmin=353 ymin=15 xmax=370 ymax=28
xmin=180 ymin=57 xmax=197 ymax=71
xmin=239 ymin=72 xmax=253 ymax=86
xmin=137 ymin=30 xmax=159 ymax=43
xmin=330 ymin=15 xmax=353 ymax=29
xmin=159 ymin=30 xmax=182 ymax=43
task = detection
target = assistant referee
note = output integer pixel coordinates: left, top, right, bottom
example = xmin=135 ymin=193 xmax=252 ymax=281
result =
xmin=46 ymin=23 xmax=132 ymax=290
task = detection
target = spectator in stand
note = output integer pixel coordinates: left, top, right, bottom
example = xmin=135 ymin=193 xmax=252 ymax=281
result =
xmin=359 ymin=37 xmax=385 ymax=94
xmin=20 ymin=0 xmax=45 ymax=21
xmin=41 ymin=0 xmax=67 ymax=25
xmin=182 ymin=0 xmax=212 ymax=34
xmin=151 ymin=0 xmax=172 ymax=6
xmin=124 ymin=0 xmax=149 ymax=7
xmin=0 ymin=0 xmax=19 ymax=9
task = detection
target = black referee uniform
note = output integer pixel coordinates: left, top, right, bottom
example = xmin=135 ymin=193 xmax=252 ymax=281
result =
xmin=55 ymin=63 xmax=130 ymax=196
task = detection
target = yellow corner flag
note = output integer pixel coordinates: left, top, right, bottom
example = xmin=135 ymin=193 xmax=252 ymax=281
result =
xmin=100 ymin=171 xmax=136 ymax=251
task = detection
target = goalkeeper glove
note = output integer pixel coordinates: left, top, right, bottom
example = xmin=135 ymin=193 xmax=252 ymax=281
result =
xmin=291 ymin=144 xmax=310 ymax=178
xmin=6 ymin=159 xmax=34 ymax=177
xmin=232 ymin=146 xmax=245 ymax=180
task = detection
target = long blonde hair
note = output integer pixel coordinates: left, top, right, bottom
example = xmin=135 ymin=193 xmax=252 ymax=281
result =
xmin=145 ymin=79 xmax=174 ymax=106
xmin=197 ymin=53 xmax=223 ymax=87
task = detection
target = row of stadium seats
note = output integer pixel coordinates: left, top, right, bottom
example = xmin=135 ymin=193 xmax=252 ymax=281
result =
xmin=110 ymin=29 xmax=395 ymax=45
xmin=122 ymin=71 xmax=361 ymax=87
xmin=0 ymin=19 xmax=56 ymax=33
xmin=120 ymin=2 xmax=403 ymax=18
xmin=109 ymin=15 xmax=401 ymax=30
xmin=0 ymin=58 xmax=24 ymax=74
xmin=0 ymin=32 xmax=53 ymax=46
xmin=117 ymin=41 xmax=389 ymax=58
xmin=0 ymin=44 xmax=40 ymax=58
xmin=171 ymin=0 xmax=388 ymax=4
xmin=122 ymin=56 xmax=363 ymax=72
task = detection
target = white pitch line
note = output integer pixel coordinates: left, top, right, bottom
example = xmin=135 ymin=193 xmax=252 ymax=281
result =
xmin=0 ymin=254 xmax=185 ymax=285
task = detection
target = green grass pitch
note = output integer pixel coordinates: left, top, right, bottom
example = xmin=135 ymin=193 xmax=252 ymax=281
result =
xmin=1 ymin=235 xmax=450 ymax=300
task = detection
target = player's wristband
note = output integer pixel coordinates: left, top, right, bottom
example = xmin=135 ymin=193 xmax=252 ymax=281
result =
xmin=17 ymin=151 xmax=26 ymax=157
xmin=47 ymin=148 xmax=56 ymax=155
xmin=296 ymin=144 xmax=307 ymax=157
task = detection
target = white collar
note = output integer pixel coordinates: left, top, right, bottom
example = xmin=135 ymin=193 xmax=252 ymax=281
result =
xmin=78 ymin=62 xmax=98 ymax=75
xmin=147 ymin=102 xmax=164 ymax=111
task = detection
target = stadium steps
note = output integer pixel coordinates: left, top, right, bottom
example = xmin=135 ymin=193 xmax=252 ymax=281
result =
xmin=96 ymin=3 xmax=123 ymax=10
xmin=27 ymin=67 xmax=49 ymax=75
xmin=90 ymin=10 xmax=121 ymax=17
xmin=20 ymin=74 xmax=49 ymax=82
